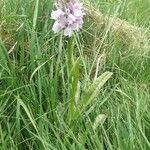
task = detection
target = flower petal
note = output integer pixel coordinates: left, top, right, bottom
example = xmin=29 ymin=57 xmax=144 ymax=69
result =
xmin=68 ymin=14 xmax=76 ymax=24
xmin=51 ymin=9 xmax=64 ymax=20
xmin=64 ymin=27 xmax=73 ymax=37
xmin=52 ymin=21 xmax=63 ymax=33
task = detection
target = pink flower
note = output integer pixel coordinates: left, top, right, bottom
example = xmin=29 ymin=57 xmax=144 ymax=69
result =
xmin=51 ymin=0 xmax=85 ymax=37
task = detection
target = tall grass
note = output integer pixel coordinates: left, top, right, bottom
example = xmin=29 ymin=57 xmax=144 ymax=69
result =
xmin=0 ymin=0 xmax=150 ymax=149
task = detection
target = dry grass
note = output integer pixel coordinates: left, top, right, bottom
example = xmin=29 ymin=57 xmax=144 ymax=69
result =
xmin=85 ymin=3 xmax=150 ymax=53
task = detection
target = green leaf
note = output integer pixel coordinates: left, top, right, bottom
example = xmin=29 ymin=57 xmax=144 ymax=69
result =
xmin=33 ymin=0 xmax=39 ymax=30
xmin=16 ymin=96 xmax=38 ymax=133
xmin=81 ymin=71 xmax=113 ymax=111
xmin=0 ymin=41 xmax=11 ymax=73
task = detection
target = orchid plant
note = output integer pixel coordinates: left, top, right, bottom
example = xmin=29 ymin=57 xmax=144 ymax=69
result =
xmin=50 ymin=0 xmax=85 ymax=125
xmin=50 ymin=1 xmax=112 ymax=126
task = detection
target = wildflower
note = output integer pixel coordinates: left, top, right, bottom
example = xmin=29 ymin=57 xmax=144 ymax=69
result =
xmin=51 ymin=0 xmax=85 ymax=37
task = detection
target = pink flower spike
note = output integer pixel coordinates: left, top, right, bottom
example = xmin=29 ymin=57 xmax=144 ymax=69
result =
xmin=51 ymin=0 xmax=85 ymax=37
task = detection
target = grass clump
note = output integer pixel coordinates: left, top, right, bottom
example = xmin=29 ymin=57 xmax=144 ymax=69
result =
xmin=0 ymin=0 xmax=150 ymax=149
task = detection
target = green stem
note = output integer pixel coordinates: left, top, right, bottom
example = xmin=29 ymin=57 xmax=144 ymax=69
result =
xmin=67 ymin=37 xmax=75 ymax=125
xmin=67 ymin=38 xmax=74 ymax=72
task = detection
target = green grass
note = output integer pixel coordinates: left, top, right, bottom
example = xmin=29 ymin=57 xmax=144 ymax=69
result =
xmin=0 ymin=0 xmax=150 ymax=149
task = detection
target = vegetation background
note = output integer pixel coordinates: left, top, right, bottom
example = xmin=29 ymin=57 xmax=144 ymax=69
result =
xmin=0 ymin=0 xmax=150 ymax=149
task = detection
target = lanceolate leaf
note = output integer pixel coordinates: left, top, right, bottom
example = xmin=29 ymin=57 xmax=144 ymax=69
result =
xmin=72 ymin=71 xmax=112 ymax=122
xmin=80 ymin=71 xmax=113 ymax=111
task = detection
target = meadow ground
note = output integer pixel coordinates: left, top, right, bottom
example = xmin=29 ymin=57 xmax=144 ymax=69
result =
xmin=0 ymin=0 xmax=150 ymax=149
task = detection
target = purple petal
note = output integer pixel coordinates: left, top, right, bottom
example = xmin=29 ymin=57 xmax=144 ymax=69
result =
xmin=51 ymin=9 xmax=64 ymax=20
xmin=52 ymin=21 xmax=63 ymax=33
xmin=68 ymin=14 xmax=76 ymax=24
xmin=64 ymin=27 xmax=73 ymax=37
xmin=73 ymin=9 xmax=84 ymax=17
